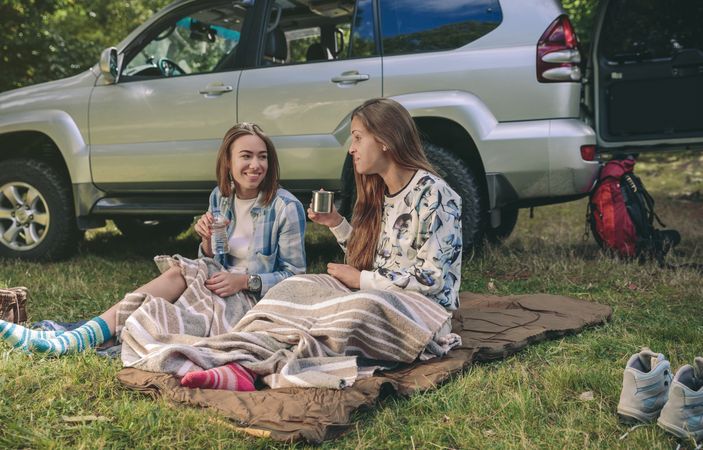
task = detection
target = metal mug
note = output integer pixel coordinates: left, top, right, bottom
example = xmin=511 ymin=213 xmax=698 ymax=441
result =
xmin=312 ymin=189 xmax=334 ymax=213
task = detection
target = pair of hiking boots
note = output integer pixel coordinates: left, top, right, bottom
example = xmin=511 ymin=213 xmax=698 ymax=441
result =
xmin=618 ymin=348 xmax=703 ymax=442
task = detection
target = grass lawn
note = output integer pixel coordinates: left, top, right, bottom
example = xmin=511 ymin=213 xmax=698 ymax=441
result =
xmin=1 ymin=153 xmax=702 ymax=449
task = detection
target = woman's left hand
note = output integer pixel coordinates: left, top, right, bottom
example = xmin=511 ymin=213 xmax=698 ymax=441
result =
xmin=327 ymin=263 xmax=361 ymax=289
xmin=205 ymin=272 xmax=248 ymax=297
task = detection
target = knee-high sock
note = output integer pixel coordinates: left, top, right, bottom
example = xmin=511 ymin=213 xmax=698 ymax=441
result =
xmin=180 ymin=363 xmax=256 ymax=391
xmin=0 ymin=319 xmax=63 ymax=350
xmin=29 ymin=317 xmax=112 ymax=356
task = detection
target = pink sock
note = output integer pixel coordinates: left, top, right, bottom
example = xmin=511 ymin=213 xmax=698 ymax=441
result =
xmin=180 ymin=362 xmax=256 ymax=391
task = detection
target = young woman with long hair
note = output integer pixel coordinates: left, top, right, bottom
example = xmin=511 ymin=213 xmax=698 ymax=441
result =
xmin=311 ymin=97 xmax=462 ymax=309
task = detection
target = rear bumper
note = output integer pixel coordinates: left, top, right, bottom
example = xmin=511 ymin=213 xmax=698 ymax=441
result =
xmin=480 ymin=118 xmax=599 ymax=209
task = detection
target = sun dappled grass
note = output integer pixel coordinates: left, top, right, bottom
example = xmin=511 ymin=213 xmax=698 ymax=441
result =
xmin=1 ymin=153 xmax=703 ymax=448
xmin=638 ymin=152 xmax=703 ymax=200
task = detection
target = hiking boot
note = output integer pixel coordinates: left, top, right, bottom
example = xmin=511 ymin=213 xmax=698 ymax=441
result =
xmin=617 ymin=348 xmax=672 ymax=423
xmin=657 ymin=357 xmax=703 ymax=442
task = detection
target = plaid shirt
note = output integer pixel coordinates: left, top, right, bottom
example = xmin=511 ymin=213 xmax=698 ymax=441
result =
xmin=198 ymin=187 xmax=306 ymax=297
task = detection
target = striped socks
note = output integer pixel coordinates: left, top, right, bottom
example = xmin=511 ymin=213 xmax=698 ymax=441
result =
xmin=29 ymin=317 xmax=112 ymax=356
xmin=180 ymin=362 xmax=256 ymax=391
xmin=0 ymin=319 xmax=62 ymax=350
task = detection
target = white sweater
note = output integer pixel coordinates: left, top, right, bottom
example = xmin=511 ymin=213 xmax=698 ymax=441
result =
xmin=331 ymin=170 xmax=462 ymax=310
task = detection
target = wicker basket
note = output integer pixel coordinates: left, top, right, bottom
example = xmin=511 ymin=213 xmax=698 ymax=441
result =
xmin=0 ymin=287 xmax=28 ymax=323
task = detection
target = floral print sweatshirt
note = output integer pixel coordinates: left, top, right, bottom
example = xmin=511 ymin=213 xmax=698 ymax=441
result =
xmin=331 ymin=170 xmax=462 ymax=310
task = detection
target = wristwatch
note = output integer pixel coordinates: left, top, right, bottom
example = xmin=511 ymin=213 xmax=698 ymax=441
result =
xmin=247 ymin=274 xmax=262 ymax=294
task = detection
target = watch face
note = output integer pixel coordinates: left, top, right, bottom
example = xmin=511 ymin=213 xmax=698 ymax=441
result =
xmin=249 ymin=275 xmax=262 ymax=291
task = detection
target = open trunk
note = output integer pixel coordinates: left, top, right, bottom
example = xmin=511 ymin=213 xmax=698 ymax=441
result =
xmin=590 ymin=0 xmax=703 ymax=153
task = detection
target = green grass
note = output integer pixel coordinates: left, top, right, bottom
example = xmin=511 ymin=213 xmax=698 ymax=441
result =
xmin=2 ymin=153 xmax=703 ymax=449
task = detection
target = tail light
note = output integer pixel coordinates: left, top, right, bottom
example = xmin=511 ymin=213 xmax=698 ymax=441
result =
xmin=580 ymin=145 xmax=596 ymax=161
xmin=537 ymin=15 xmax=581 ymax=83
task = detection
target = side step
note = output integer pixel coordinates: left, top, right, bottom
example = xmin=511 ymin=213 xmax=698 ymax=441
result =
xmin=91 ymin=195 xmax=208 ymax=216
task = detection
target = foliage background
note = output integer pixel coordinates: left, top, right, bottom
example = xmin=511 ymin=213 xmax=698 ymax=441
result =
xmin=0 ymin=0 xmax=599 ymax=94
xmin=0 ymin=0 xmax=170 ymax=93
xmin=561 ymin=0 xmax=600 ymax=43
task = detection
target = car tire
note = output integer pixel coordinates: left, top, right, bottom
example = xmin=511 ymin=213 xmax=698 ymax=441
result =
xmin=338 ymin=155 xmax=356 ymax=221
xmin=423 ymin=142 xmax=485 ymax=252
xmin=486 ymin=207 xmax=519 ymax=243
xmin=114 ymin=217 xmax=193 ymax=240
xmin=0 ymin=159 xmax=79 ymax=260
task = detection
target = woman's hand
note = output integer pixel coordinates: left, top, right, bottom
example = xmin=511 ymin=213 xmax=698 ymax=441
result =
xmin=195 ymin=212 xmax=229 ymax=257
xmin=205 ymin=272 xmax=248 ymax=297
xmin=307 ymin=204 xmax=344 ymax=228
xmin=327 ymin=263 xmax=361 ymax=289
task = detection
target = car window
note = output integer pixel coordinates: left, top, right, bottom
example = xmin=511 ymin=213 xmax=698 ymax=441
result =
xmin=599 ymin=0 xmax=703 ymax=64
xmin=350 ymin=0 xmax=375 ymax=58
xmin=122 ymin=1 xmax=252 ymax=80
xmin=260 ymin=0 xmax=376 ymax=66
xmin=379 ymin=0 xmax=502 ymax=56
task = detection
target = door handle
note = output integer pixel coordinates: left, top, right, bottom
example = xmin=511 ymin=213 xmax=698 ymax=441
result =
xmin=199 ymin=84 xmax=234 ymax=95
xmin=331 ymin=71 xmax=370 ymax=85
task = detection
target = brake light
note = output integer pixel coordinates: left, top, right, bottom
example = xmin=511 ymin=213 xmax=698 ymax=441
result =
xmin=537 ymin=15 xmax=581 ymax=83
xmin=580 ymin=145 xmax=596 ymax=161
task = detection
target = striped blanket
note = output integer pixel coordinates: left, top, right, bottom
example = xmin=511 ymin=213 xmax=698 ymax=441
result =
xmin=116 ymin=257 xmax=460 ymax=389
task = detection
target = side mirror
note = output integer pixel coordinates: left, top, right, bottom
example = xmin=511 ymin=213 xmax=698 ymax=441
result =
xmin=99 ymin=47 xmax=119 ymax=84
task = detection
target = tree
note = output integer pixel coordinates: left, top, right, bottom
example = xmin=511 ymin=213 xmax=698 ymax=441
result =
xmin=561 ymin=0 xmax=601 ymax=46
xmin=0 ymin=0 xmax=169 ymax=93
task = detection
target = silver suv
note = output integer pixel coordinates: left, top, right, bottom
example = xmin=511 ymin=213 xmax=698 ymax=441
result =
xmin=1 ymin=0 xmax=686 ymax=261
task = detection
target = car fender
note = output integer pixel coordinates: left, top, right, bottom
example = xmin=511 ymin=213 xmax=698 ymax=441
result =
xmin=388 ymin=90 xmax=498 ymax=153
xmin=0 ymin=110 xmax=90 ymax=184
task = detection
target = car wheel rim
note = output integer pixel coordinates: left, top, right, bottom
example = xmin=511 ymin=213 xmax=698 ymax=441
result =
xmin=0 ymin=182 xmax=50 ymax=251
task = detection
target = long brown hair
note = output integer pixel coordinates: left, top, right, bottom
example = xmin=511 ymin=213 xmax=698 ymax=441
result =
xmin=346 ymin=98 xmax=437 ymax=270
xmin=215 ymin=122 xmax=280 ymax=205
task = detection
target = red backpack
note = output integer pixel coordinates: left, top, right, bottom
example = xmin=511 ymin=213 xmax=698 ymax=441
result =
xmin=587 ymin=158 xmax=679 ymax=262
